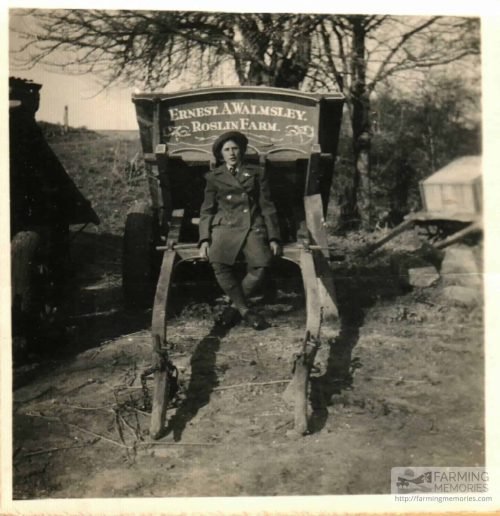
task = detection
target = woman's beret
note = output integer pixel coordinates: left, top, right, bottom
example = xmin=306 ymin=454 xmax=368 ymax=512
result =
xmin=212 ymin=131 xmax=248 ymax=159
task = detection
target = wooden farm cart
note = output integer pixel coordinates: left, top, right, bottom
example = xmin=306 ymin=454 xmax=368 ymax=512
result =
xmin=363 ymin=155 xmax=483 ymax=256
xmin=126 ymin=87 xmax=344 ymax=438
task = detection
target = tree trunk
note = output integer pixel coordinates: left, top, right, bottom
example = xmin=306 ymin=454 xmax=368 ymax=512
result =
xmin=353 ymin=127 xmax=371 ymax=229
xmin=350 ymin=18 xmax=373 ymax=229
xmin=237 ymin=21 xmax=308 ymax=89
xmin=389 ymin=160 xmax=413 ymax=226
xmin=244 ymin=57 xmax=305 ymax=89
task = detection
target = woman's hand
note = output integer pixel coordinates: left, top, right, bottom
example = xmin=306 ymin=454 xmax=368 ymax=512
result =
xmin=199 ymin=241 xmax=210 ymax=260
xmin=269 ymin=240 xmax=282 ymax=257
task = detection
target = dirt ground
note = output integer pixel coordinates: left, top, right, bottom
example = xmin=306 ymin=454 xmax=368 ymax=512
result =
xmin=12 ymin=225 xmax=484 ymax=499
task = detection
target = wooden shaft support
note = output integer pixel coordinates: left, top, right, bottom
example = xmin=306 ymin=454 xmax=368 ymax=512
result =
xmin=434 ymin=220 xmax=482 ymax=249
xmin=361 ymin=217 xmax=416 ymax=256
xmin=150 ymin=250 xmax=177 ymax=439
xmin=149 ymin=209 xmax=184 ymax=440
xmin=293 ymin=248 xmax=323 ymax=435
xmin=287 ymin=190 xmax=340 ymax=435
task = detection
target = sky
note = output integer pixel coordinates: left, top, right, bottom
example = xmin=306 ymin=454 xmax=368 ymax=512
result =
xmin=9 ymin=69 xmax=139 ymax=131
xmin=9 ymin=10 xmax=239 ymax=130
xmin=6 ymin=6 xmax=491 ymax=132
xmin=9 ymin=12 xmax=142 ymax=130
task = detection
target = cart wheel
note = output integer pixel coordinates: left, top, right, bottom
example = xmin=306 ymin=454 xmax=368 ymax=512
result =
xmin=11 ymin=231 xmax=44 ymax=358
xmin=12 ymin=229 xmax=70 ymax=361
xmin=123 ymin=202 xmax=158 ymax=308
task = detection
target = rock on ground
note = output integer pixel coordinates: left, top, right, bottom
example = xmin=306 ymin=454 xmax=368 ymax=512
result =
xmin=408 ymin=266 xmax=440 ymax=288
xmin=442 ymin=285 xmax=483 ymax=307
xmin=441 ymin=245 xmax=482 ymax=288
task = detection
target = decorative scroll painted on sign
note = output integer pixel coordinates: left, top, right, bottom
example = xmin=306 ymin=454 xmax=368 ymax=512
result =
xmin=162 ymin=99 xmax=316 ymax=149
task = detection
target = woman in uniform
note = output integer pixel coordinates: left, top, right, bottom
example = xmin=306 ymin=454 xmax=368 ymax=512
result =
xmin=198 ymin=131 xmax=281 ymax=330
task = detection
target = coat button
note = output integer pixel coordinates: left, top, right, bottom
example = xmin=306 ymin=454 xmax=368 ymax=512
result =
xmin=243 ymin=208 xmax=248 ymax=213
xmin=226 ymin=195 xmax=232 ymax=200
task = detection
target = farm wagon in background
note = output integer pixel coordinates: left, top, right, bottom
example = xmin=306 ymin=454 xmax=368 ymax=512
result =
xmin=124 ymin=86 xmax=345 ymax=437
xmin=364 ymin=155 xmax=482 ymax=255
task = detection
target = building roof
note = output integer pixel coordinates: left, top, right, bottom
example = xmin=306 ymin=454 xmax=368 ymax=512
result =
xmin=423 ymin=156 xmax=481 ymax=185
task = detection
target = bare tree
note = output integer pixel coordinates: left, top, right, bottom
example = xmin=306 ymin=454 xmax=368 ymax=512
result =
xmin=308 ymin=15 xmax=480 ymax=226
xmin=11 ymin=10 xmax=322 ymax=89
xmin=11 ymin=10 xmax=480 ymax=227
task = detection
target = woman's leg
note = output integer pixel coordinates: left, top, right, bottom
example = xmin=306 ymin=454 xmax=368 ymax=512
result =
xmin=241 ymin=266 xmax=266 ymax=299
xmin=211 ymin=262 xmax=249 ymax=315
xmin=211 ymin=262 xmax=268 ymax=330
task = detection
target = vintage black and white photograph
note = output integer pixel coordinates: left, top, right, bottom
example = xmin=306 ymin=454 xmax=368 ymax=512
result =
xmin=3 ymin=3 xmax=497 ymax=512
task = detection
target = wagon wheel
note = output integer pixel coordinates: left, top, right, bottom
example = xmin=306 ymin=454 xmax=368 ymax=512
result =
xmin=123 ymin=202 xmax=159 ymax=308
xmin=11 ymin=231 xmax=41 ymax=357
xmin=415 ymin=220 xmax=470 ymax=244
xmin=11 ymin=231 xmax=55 ymax=358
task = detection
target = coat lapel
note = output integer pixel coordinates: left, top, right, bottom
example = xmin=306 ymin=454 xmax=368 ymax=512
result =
xmin=213 ymin=166 xmax=241 ymax=188
xmin=213 ymin=164 xmax=255 ymax=191
xmin=236 ymin=165 xmax=255 ymax=189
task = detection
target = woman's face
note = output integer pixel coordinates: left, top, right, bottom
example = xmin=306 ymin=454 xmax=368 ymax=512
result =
xmin=221 ymin=140 xmax=242 ymax=168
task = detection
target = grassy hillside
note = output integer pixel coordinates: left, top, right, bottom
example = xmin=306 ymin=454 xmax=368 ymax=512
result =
xmin=47 ymin=131 xmax=149 ymax=235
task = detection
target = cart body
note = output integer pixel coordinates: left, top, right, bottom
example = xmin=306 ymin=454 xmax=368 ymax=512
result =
xmin=128 ymin=86 xmax=345 ymax=437
xmin=131 ymin=86 xmax=343 ymax=245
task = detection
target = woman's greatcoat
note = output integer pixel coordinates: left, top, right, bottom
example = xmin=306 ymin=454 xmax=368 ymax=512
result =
xmin=198 ymin=162 xmax=280 ymax=266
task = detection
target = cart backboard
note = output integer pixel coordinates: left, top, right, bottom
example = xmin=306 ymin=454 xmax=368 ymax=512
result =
xmin=132 ymin=86 xmax=344 ymax=243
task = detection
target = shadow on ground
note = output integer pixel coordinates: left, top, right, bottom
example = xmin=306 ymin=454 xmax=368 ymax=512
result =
xmin=57 ymin=230 xmax=154 ymax=356
xmin=13 ymin=230 xmax=151 ymax=386
xmin=164 ymin=324 xmax=231 ymax=441
xmin=309 ymin=257 xmax=406 ymax=434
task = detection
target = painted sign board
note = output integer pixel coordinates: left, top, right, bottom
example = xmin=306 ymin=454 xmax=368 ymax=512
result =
xmin=133 ymin=87 xmax=344 ymax=162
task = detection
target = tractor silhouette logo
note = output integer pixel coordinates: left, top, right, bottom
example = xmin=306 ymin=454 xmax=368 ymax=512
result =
xmin=396 ymin=469 xmax=433 ymax=493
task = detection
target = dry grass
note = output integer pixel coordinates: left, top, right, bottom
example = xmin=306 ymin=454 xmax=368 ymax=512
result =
xmin=49 ymin=132 xmax=149 ymax=235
